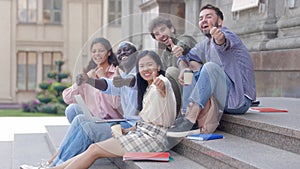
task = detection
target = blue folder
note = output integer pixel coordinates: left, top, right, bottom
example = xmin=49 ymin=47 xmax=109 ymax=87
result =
xmin=186 ymin=133 xmax=224 ymax=141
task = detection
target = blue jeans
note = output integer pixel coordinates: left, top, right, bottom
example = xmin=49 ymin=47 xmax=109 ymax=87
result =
xmin=183 ymin=62 xmax=250 ymax=115
xmin=224 ymin=97 xmax=251 ymax=114
xmin=64 ymin=103 xmax=83 ymax=123
xmin=50 ymin=114 xmax=132 ymax=166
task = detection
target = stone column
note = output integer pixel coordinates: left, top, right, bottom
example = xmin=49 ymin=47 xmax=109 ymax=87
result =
xmin=184 ymin=0 xmax=201 ymax=38
xmin=266 ymin=0 xmax=300 ymax=50
xmin=126 ymin=0 xmax=143 ymax=49
xmin=222 ymin=1 xmax=277 ymax=51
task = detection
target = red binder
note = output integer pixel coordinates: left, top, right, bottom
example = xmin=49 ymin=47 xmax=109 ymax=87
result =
xmin=123 ymin=152 xmax=170 ymax=162
xmin=249 ymin=107 xmax=288 ymax=113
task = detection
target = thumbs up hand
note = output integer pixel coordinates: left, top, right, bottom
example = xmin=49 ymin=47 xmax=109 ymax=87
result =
xmin=76 ymin=74 xmax=84 ymax=86
xmin=152 ymin=70 xmax=166 ymax=97
xmin=208 ymin=20 xmax=225 ymax=45
xmin=76 ymin=74 xmax=89 ymax=86
xmin=86 ymin=68 xmax=97 ymax=78
xmin=169 ymin=38 xmax=184 ymax=58
xmin=169 ymin=38 xmax=175 ymax=49
xmin=113 ymin=66 xmax=124 ymax=87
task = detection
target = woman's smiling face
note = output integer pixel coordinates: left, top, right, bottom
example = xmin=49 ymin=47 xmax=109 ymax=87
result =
xmin=138 ymin=55 xmax=160 ymax=83
xmin=91 ymin=42 xmax=110 ymax=66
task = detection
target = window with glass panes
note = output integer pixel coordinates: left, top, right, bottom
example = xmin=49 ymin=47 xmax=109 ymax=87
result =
xmin=17 ymin=0 xmax=37 ymax=23
xmin=42 ymin=52 xmax=62 ymax=81
xmin=43 ymin=0 xmax=62 ymax=24
xmin=17 ymin=51 xmax=37 ymax=91
xmin=108 ymin=0 xmax=121 ymax=25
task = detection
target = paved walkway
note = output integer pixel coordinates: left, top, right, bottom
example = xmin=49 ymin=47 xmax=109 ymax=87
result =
xmin=0 ymin=117 xmax=69 ymax=141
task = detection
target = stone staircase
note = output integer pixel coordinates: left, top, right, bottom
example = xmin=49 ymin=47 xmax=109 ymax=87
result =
xmin=171 ymin=97 xmax=300 ymax=169
xmin=10 ymin=125 xmax=204 ymax=169
xmin=10 ymin=125 xmax=121 ymax=169
xmin=2 ymin=97 xmax=300 ymax=169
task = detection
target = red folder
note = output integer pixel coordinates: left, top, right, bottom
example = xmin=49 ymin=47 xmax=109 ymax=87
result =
xmin=123 ymin=152 xmax=170 ymax=162
xmin=249 ymin=107 xmax=288 ymax=113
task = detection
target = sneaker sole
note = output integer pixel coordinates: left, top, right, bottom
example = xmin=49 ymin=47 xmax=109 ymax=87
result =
xmin=166 ymin=129 xmax=200 ymax=137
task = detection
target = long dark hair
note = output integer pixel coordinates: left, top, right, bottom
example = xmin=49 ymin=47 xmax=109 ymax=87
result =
xmin=136 ymin=50 xmax=165 ymax=111
xmin=84 ymin=37 xmax=118 ymax=73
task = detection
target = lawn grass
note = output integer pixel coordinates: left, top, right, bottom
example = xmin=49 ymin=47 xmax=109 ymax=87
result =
xmin=0 ymin=109 xmax=65 ymax=117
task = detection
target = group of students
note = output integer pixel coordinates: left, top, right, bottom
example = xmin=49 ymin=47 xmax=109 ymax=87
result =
xmin=20 ymin=4 xmax=256 ymax=169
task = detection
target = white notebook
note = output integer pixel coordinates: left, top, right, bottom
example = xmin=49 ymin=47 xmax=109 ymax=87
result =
xmin=74 ymin=95 xmax=126 ymax=123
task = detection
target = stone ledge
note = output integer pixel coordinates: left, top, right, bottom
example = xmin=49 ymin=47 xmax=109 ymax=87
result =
xmin=172 ymin=132 xmax=300 ymax=169
xmin=251 ymin=48 xmax=300 ymax=70
xmin=0 ymin=103 xmax=20 ymax=109
xmin=220 ymin=97 xmax=300 ymax=154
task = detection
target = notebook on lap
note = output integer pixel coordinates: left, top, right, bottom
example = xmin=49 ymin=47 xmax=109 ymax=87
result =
xmin=74 ymin=95 xmax=126 ymax=123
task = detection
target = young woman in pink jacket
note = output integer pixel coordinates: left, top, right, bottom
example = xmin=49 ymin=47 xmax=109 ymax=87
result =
xmin=62 ymin=37 xmax=123 ymax=123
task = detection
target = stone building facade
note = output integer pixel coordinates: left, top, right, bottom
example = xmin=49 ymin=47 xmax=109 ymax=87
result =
xmin=1 ymin=0 xmax=299 ymax=104
xmin=121 ymin=0 xmax=300 ymax=98
xmin=0 ymin=0 xmax=122 ymax=103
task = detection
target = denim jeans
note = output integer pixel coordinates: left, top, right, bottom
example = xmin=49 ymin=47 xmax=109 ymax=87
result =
xmin=224 ymin=96 xmax=251 ymax=114
xmin=50 ymin=114 xmax=132 ymax=166
xmin=182 ymin=62 xmax=227 ymax=110
xmin=183 ymin=62 xmax=251 ymax=115
xmin=64 ymin=103 xmax=83 ymax=123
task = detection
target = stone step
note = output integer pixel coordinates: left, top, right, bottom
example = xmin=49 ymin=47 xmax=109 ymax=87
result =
xmin=45 ymin=125 xmax=119 ymax=169
xmin=172 ymin=131 xmax=300 ymax=169
xmin=45 ymin=125 xmax=207 ymax=169
xmin=89 ymin=159 xmax=120 ymax=169
xmin=0 ymin=141 xmax=13 ymax=169
xmin=45 ymin=125 xmax=69 ymax=153
xmin=11 ymin=131 xmax=117 ymax=169
xmin=12 ymin=133 xmax=53 ymax=169
xmin=110 ymin=151 xmax=207 ymax=169
xmin=219 ymin=97 xmax=300 ymax=154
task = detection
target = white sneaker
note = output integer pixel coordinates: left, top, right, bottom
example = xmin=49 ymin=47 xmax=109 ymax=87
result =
xmin=20 ymin=164 xmax=45 ymax=169
xmin=39 ymin=161 xmax=50 ymax=168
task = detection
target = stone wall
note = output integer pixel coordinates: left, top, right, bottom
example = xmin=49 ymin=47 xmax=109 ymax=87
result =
xmin=0 ymin=0 xmax=14 ymax=103
xmin=205 ymin=0 xmax=300 ymax=97
xmin=125 ymin=0 xmax=300 ymax=98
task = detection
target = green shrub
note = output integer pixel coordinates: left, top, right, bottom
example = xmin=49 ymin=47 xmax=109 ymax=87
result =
xmin=40 ymin=103 xmax=57 ymax=114
xmin=21 ymin=99 xmax=41 ymax=112
xmin=31 ymin=59 xmax=70 ymax=114
xmin=55 ymin=103 xmax=67 ymax=114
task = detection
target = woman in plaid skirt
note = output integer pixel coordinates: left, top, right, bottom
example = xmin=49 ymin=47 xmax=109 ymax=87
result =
xmin=42 ymin=50 xmax=177 ymax=169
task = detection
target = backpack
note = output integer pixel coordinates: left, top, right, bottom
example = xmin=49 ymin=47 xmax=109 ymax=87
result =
xmin=197 ymin=96 xmax=222 ymax=133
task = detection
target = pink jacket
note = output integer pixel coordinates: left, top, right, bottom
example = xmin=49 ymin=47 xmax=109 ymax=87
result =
xmin=62 ymin=65 xmax=123 ymax=119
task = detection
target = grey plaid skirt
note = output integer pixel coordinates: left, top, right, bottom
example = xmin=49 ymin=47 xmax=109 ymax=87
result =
xmin=117 ymin=121 xmax=168 ymax=152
